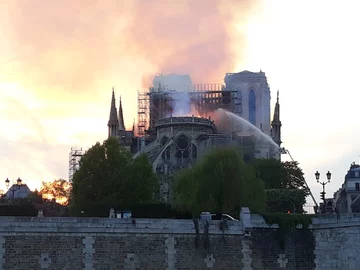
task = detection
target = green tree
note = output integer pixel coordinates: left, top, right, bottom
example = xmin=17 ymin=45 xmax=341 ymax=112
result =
xmin=251 ymin=159 xmax=309 ymax=191
xmin=27 ymin=189 xmax=43 ymax=203
xmin=173 ymin=147 xmax=266 ymax=217
xmin=265 ymin=189 xmax=307 ymax=213
xmin=70 ymin=137 xmax=159 ymax=216
xmin=281 ymin=161 xmax=308 ymax=190
xmin=250 ymin=159 xmax=309 ymax=213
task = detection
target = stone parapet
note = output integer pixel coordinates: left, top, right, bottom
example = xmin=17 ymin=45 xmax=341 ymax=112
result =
xmin=0 ymin=216 xmax=244 ymax=235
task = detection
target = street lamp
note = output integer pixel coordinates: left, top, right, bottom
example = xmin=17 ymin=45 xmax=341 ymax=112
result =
xmin=315 ymin=171 xmax=331 ymax=214
xmin=5 ymin=177 xmax=23 ymax=198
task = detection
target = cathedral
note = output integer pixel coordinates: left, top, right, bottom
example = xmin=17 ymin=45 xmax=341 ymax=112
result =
xmin=107 ymin=70 xmax=282 ymax=201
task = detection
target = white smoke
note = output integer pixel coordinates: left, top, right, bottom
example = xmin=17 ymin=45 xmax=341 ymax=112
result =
xmin=152 ymin=73 xmax=194 ymax=116
xmin=172 ymin=91 xmax=191 ymax=116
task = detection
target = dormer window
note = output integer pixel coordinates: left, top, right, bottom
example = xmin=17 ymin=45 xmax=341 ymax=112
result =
xmin=356 ymin=171 xmax=360 ymax=178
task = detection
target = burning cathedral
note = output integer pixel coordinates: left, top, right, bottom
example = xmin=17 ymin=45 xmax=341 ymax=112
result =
xmin=107 ymin=70 xmax=282 ymax=201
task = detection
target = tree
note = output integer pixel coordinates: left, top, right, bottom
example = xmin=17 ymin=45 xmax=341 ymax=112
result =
xmin=39 ymin=179 xmax=71 ymax=205
xmin=281 ymin=161 xmax=309 ymax=190
xmin=173 ymin=147 xmax=266 ymax=217
xmin=251 ymin=159 xmax=309 ymax=191
xmin=250 ymin=158 xmax=310 ymax=213
xmin=27 ymin=189 xmax=43 ymax=203
xmin=70 ymin=137 xmax=159 ymax=216
xmin=266 ymin=189 xmax=307 ymax=213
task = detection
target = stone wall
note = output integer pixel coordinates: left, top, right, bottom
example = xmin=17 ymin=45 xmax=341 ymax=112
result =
xmin=312 ymin=214 xmax=360 ymax=270
xmin=0 ymin=210 xmax=359 ymax=269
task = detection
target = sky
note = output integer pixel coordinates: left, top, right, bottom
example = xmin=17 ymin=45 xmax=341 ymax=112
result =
xmin=1 ymin=0 xmax=360 ymax=204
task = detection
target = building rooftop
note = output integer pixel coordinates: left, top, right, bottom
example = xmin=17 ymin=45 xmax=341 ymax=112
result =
xmin=4 ymin=184 xmax=31 ymax=199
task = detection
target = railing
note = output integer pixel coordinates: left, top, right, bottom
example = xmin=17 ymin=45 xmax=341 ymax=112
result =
xmin=155 ymin=116 xmax=215 ymax=127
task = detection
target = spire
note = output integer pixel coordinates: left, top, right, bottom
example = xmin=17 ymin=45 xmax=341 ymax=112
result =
xmin=107 ymin=87 xmax=119 ymax=137
xmin=273 ymin=90 xmax=280 ymax=121
xmin=118 ymin=96 xmax=125 ymax=131
xmin=271 ymin=90 xmax=281 ymax=146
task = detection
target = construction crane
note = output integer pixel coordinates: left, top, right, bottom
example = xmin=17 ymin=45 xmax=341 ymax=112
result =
xmin=280 ymin=147 xmax=319 ymax=211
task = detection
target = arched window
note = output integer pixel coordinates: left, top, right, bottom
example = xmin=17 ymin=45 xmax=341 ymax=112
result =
xmin=248 ymin=89 xmax=256 ymax=126
xmin=175 ymin=135 xmax=190 ymax=167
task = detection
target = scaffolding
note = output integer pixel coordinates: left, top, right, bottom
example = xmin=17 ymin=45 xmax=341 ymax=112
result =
xmin=69 ymin=147 xmax=83 ymax=182
xmin=137 ymin=84 xmax=242 ymax=137
xmin=137 ymin=89 xmax=149 ymax=137
xmin=189 ymin=89 xmax=241 ymax=116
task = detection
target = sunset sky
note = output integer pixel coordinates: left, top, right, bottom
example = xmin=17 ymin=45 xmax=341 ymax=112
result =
xmin=1 ymin=1 xmax=359 ymax=204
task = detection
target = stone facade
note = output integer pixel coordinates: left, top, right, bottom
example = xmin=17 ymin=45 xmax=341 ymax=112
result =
xmin=333 ymin=163 xmax=360 ymax=214
xmin=1 ymin=211 xmax=360 ymax=269
xmin=312 ymin=214 xmax=360 ymax=270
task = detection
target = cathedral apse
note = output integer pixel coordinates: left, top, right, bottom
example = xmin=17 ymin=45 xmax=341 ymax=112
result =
xmin=107 ymin=70 xmax=282 ymax=202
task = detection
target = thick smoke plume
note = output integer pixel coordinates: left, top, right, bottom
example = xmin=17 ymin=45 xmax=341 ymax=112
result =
xmin=3 ymin=0 xmax=260 ymax=100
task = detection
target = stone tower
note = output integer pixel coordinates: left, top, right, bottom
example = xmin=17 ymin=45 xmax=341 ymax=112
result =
xmin=108 ymin=88 xmax=119 ymax=138
xmin=224 ymin=70 xmax=271 ymax=135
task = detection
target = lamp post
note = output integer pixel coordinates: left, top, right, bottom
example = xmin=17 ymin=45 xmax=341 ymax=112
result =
xmin=315 ymin=171 xmax=331 ymax=214
xmin=5 ymin=177 xmax=23 ymax=198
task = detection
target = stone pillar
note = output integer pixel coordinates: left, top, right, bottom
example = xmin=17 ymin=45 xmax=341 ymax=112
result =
xmin=109 ymin=208 xmax=115 ymax=218
xmin=82 ymin=236 xmax=95 ymax=270
xmin=242 ymin=234 xmax=252 ymax=270
xmin=200 ymin=212 xmax=212 ymax=222
xmin=241 ymin=207 xmax=253 ymax=270
xmin=165 ymin=236 xmax=176 ymax=270
xmin=277 ymin=254 xmax=288 ymax=268
xmin=240 ymin=207 xmax=252 ymax=230
xmin=204 ymin=254 xmax=215 ymax=268
xmin=39 ymin=253 xmax=51 ymax=269
xmin=37 ymin=209 xmax=44 ymax=217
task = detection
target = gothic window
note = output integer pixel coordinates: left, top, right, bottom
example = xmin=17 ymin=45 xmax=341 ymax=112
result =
xmin=162 ymin=146 xmax=171 ymax=161
xmin=176 ymin=135 xmax=189 ymax=150
xmin=161 ymin=136 xmax=168 ymax=146
xmin=175 ymin=135 xmax=190 ymax=167
xmin=248 ymin=89 xmax=256 ymax=126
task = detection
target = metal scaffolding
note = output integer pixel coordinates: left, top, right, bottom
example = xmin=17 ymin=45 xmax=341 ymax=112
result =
xmin=69 ymin=147 xmax=83 ymax=182
xmin=137 ymin=89 xmax=149 ymax=137
xmin=137 ymin=84 xmax=242 ymax=137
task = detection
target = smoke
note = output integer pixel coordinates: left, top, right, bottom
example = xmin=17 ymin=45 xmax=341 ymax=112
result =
xmin=3 ymin=0 xmax=260 ymax=100
xmin=171 ymin=92 xmax=191 ymax=116
xmin=129 ymin=0 xmax=259 ymax=84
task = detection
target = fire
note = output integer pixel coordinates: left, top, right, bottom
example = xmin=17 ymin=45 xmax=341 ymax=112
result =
xmin=184 ymin=104 xmax=202 ymax=117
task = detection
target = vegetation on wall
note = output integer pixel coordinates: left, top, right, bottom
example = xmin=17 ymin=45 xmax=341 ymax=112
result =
xmin=173 ymin=147 xmax=266 ymax=217
xmin=261 ymin=212 xmax=314 ymax=249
